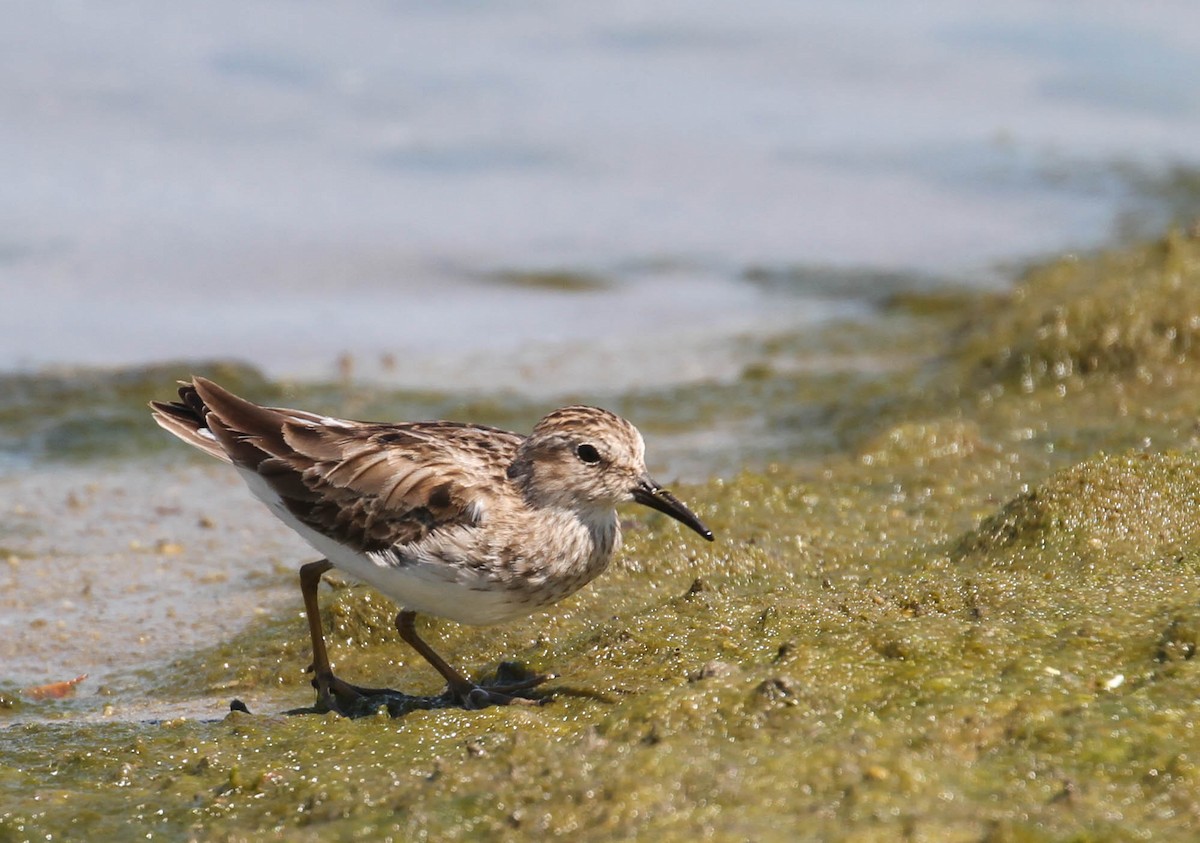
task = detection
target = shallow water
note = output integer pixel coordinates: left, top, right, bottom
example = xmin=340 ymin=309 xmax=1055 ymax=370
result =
xmin=4 ymin=2 xmax=1200 ymax=389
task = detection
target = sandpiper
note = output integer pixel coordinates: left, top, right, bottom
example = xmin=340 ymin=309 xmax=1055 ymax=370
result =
xmin=150 ymin=378 xmax=713 ymax=713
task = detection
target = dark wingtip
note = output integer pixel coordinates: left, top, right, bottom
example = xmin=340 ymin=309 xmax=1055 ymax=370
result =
xmin=148 ymin=378 xmax=207 ymax=424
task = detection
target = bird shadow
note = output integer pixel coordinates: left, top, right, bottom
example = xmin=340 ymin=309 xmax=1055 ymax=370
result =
xmin=231 ymin=661 xmax=615 ymax=720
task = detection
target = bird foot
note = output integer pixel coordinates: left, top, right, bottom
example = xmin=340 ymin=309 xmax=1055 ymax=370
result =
xmin=447 ymin=668 xmax=554 ymax=710
xmin=307 ymin=663 xmax=555 ymax=715
xmin=312 ymin=671 xmax=402 ymax=716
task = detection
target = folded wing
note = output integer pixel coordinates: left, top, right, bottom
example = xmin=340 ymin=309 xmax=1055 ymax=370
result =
xmin=150 ymin=377 xmax=522 ymax=551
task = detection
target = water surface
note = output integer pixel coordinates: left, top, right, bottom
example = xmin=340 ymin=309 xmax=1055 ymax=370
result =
xmin=3 ymin=2 xmax=1199 ymax=386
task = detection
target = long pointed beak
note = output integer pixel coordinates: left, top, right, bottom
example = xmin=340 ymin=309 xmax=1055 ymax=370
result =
xmin=631 ymin=477 xmax=714 ymax=541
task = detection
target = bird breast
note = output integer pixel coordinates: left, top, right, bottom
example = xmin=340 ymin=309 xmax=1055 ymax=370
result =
xmin=365 ymin=506 xmax=621 ymax=625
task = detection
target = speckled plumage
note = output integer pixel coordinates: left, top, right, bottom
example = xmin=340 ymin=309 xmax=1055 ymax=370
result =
xmin=150 ymin=377 xmax=713 ymax=713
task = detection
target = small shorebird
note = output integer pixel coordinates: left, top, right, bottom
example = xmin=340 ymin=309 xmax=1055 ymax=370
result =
xmin=150 ymin=378 xmax=713 ymax=714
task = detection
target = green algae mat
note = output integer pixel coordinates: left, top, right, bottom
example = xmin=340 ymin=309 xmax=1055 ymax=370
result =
xmin=6 ymin=231 xmax=1200 ymax=840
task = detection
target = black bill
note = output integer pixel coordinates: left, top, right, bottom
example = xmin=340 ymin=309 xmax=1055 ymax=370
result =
xmin=632 ymin=478 xmax=715 ymax=541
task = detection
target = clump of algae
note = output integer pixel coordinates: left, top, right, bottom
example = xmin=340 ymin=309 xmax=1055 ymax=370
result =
xmin=8 ymin=231 xmax=1200 ymax=840
xmin=0 ymin=360 xmax=269 ymax=463
xmin=955 ymin=451 xmax=1200 ymax=569
xmin=956 ymin=226 xmax=1200 ymax=392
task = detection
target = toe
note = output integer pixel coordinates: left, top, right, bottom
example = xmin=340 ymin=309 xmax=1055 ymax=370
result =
xmin=455 ymin=683 xmax=551 ymax=709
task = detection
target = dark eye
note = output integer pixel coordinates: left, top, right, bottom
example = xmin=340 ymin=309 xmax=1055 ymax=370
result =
xmin=576 ymin=443 xmax=601 ymax=464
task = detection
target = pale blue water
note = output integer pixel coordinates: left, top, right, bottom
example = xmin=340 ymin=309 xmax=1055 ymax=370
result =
xmin=1 ymin=1 xmax=1198 ymax=389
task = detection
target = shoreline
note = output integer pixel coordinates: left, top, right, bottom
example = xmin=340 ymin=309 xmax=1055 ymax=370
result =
xmin=5 ymin=229 xmax=1200 ymax=838
xmin=0 ymin=463 xmax=303 ymax=693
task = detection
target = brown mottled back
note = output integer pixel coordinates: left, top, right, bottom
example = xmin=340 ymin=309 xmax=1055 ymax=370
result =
xmin=151 ymin=378 xmax=522 ymax=551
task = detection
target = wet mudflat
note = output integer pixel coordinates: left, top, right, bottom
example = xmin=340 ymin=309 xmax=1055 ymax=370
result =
xmin=5 ymin=231 xmax=1200 ymax=839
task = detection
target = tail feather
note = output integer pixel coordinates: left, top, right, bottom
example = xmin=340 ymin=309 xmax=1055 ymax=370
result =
xmin=190 ymin=377 xmax=295 ymax=466
xmin=149 ymin=382 xmax=232 ymax=463
xmin=150 ymin=377 xmax=291 ymax=468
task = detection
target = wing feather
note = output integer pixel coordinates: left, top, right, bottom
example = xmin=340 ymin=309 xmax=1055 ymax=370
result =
xmin=151 ymin=377 xmax=524 ymax=553
xmin=282 ymin=427 xmax=519 ymax=551
xmin=321 ymin=447 xmax=393 ymax=488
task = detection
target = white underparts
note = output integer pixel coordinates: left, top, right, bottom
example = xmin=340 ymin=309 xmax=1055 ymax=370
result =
xmin=235 ymin=467 xmax=555 ymax=625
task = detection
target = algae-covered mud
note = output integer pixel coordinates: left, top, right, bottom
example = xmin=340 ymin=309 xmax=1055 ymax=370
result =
xmin=6 ymin=231 xmax=1200 ymax=839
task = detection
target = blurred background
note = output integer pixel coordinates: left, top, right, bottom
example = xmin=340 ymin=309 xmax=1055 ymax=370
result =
xmin=3 ymin=1 xmax=1199 ymax=396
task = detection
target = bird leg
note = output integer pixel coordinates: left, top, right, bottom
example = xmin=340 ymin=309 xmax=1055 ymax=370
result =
xmin=300 ymin=559 xmax=396 ymax=713
xmin=395 ymin=610 xmax=548 ymax=709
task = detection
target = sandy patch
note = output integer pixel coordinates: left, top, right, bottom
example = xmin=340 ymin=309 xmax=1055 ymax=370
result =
xmin=0 ymin=462 xmax=314 ymax=690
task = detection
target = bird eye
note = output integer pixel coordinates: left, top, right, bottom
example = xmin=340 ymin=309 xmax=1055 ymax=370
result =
xmin=576 ymin=443 xmax=601 ymax=464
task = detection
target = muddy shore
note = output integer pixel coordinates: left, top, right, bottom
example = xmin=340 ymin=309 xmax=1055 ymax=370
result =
xmin=4 ymin=230 xmax=1200 ymax=839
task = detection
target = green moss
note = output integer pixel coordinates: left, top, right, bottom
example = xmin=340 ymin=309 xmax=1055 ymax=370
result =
xmin=11 ymin=439 xmax=1200 ymax=839
xmin=954 ymin=451 xmax=1200 ymax=569
xmin=0 ymin=360 xmax=269 ymax=463
xmin=11 ymin=231 xmax=1200 ymax=839
xmin=487 ymin=268 xmax=613 ymax=292
xmin=955 ymin=228 xmax=1200 ymax=392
